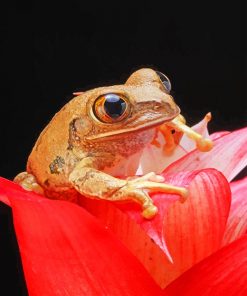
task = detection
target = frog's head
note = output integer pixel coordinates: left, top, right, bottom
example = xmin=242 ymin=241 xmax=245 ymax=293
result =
xmin=83 ymin=68 xmax=180 ymax=141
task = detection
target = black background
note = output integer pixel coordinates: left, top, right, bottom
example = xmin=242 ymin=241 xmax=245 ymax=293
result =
xmin=0 ymin=1 xmax=246 ymax=295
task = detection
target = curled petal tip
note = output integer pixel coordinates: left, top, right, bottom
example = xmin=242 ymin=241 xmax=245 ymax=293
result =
xmin=205 ymin=112 xmax=212 ymax=122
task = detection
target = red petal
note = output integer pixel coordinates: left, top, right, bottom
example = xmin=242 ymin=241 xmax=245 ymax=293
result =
xmin=0 ymin=177 xmax=166 ymax=296
xmin=159 ymin=169 xmax=231 ymax=286
xmin=165 ymin=236 xmax=247 ymax=296
xmin=82 ymin=169 xmax=231 ymax=288
xmin=80 ymin=194 xmax=177 ymax=288
xmin=0 ymin=177 xmax=34 ymax=206
xmin=222 ymin=176 xmax=247 ymax=246
xmin=0 ymin=187 xmax=10 ymax=206
xmin=165 ymin=127 xmax=247 ymax=181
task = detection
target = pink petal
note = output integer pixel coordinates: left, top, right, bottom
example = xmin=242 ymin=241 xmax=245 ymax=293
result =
xmin=165 ymin=127 xmax=247 ymax=181
xmin=82 ymin=169 xmax=231 ymax=288
xmin=165 ymin=236 xmax=247 ymax=296
xmin=210 ymin=130 xmax=230 ymax=140
xmin=190 ymin=112 xmax=211 ymax=136
xmin=0 ymin=177 xmax=166 ymax=296
xmin=139 ymin=132 xmax=187 ymax=174
xmin=222 ymin=176 xmax=247 ymax=246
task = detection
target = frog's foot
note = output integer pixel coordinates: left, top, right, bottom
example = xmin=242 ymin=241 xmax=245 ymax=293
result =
xmin=153 ymin=113 xmax=213 ymax=154
xmin=14 ymin=172 xmax=44 ymax=195
xmin=116 ymin=177 xmax=188 ymax=219
xmin=69 ymin=163 xmax=188 ymax=219
xmin=169 ymin=114 xmax=213 ymax=152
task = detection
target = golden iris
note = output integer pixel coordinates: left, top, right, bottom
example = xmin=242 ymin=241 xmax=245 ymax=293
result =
xmin=93 ymin=93 xmax=129 ymax=123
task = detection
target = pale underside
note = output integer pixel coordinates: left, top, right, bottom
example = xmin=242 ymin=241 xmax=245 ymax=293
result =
xmin=104 ymin=115 xmax=211 ymax=177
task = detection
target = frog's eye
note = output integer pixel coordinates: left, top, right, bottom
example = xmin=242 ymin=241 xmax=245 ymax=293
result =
xmin=156 ymin=71 xmax=172 ymax=93
xmin=93 ymin=93 xmax=129 ymax=123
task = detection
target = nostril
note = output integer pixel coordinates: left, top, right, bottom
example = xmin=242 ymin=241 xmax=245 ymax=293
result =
xmin=153 ymin=105 xmax=160 ymax=111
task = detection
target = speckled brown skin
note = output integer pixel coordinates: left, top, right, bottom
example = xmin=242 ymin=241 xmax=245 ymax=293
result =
xmin=15 ymin=68 xmax=190 ymax=218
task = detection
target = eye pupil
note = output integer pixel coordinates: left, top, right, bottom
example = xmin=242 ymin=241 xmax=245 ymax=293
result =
xmin=104 ymin=94 xmax=126 ymax=118
xmin=93 ymin=93 xmax=129 ymax=123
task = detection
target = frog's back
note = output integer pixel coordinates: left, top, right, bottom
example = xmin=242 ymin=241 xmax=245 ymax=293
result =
xmin=27 ymin=96 xmax=85 ymax=193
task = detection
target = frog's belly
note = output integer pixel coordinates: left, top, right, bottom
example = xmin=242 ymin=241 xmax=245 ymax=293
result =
xmin=102 ymin=129 xmax=156 ymax=177
xmin=102 ymin=151 xmax=143 ymax=177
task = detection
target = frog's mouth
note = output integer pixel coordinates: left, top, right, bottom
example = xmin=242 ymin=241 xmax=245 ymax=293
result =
xmin=85 ymin=116 xmax=174 ymax=141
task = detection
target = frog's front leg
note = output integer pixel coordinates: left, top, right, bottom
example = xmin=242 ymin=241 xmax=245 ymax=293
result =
xmin=69 ymin=159 xmax=188 ymax=219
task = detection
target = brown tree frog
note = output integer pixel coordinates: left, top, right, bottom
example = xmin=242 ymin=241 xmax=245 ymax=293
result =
xmin=14 ymin=68 xmax=213 ymax=219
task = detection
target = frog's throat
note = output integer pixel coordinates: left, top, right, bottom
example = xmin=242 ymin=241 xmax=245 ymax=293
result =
xmin=85 ymin=117 xmax=172 ymax=141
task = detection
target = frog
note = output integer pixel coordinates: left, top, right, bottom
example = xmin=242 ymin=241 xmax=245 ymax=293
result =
xmin=14 ymin=68 xmax=213 ymax=219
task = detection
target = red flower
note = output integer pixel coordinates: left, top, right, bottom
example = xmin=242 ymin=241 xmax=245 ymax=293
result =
xmin=0 ymin=125 xmax=247 ymax=296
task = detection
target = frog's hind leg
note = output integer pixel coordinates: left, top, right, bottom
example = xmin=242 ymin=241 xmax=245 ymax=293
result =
xmin=169 ymin=114 xmax=213 ymax=152
xmin=153 ymin=114 xmax=213 ymax=154
xmin=151 ymin=123 xmax=181 ymax=155
xmin=14 ymin=172 xmax=44 ymax=195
